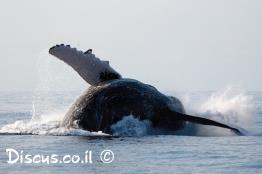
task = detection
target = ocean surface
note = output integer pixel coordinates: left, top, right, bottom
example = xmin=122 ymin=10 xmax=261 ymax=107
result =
xmin=0 ymin=89 xmax=261 ymax=174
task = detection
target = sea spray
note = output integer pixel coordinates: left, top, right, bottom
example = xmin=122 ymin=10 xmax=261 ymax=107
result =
xmin=181 ymin=86 xmax=254 ymax=136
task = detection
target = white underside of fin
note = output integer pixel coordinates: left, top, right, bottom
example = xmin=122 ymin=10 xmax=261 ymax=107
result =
xmin=49 ymin=44 xmax=121 ymax=86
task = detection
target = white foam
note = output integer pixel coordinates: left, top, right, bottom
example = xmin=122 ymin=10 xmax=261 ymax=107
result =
xmin=0 ymin=112 xmax=107 ymax=136
xmin=111 ymin=115 xmax=152 ymax=136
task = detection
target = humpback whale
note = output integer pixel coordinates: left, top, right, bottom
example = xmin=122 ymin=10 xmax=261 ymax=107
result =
xmin=49 ymin=44 xmax=243 ymax=135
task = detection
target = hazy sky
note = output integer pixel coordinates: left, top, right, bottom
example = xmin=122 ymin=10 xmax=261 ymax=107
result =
xmin=0 ymin=0 xmax=261 ymax=92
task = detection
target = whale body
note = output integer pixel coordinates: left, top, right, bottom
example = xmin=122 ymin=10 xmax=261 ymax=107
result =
xmin=49 ymin=44 xmax=243 ymax=135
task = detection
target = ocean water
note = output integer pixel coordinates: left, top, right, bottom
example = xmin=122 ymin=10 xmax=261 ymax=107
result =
xmin=0 ymin=89 xmax=261 ymax=174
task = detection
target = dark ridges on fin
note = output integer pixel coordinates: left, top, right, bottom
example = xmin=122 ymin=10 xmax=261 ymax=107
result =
xmin=84 ymin=49 xmax=92 ymax=54
xmin=49 ymin=43 xmax=122 ymax=85
xmin=50 ymin=44 xmax=63 ymax=51
xmin=100 ymin=70 xmax=121 ymax=82
xmin=50 ymin=46 xmax=56 ymax=50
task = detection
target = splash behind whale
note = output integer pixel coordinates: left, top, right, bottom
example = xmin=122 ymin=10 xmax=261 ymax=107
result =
xmin=49 ymin=44 xmax=243 ymax=135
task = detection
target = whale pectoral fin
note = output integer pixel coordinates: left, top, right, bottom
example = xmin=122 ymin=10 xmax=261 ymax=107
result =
xmin=49 ymin=44 xmax=121 ymax=86
xmin=173 ymin=111 xmax=243 ymax=135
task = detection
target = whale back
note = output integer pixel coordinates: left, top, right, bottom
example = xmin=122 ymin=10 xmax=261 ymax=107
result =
xmin=61 ymin=79 xmax=185 ymax=132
